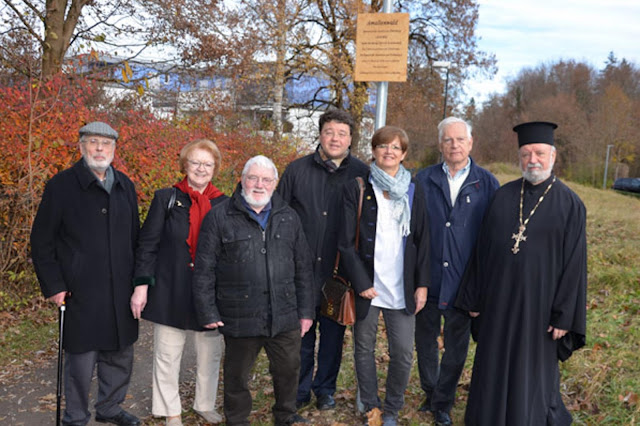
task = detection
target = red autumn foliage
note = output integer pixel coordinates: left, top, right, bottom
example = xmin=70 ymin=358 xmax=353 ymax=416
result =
xmin=0 ymin=74 xmax=298 ymax=286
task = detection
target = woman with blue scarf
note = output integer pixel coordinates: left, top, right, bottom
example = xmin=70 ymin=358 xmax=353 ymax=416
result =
xmin=339 ymin=126 xmax=430 ymax=425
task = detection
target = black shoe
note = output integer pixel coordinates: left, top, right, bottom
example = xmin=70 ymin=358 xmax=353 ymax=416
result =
xmin=95 ymin=410 xmax=140 ymax=425
xmin=288 ymin=413 xmax=310 ymax=424
xmin=316 ymin=394 xmax=336 ymax=410
xmin=418 ymin=397 xmax=433 ymax=413
xmin=434 ymin=410 xmax=452 ymax=426
xmin=296 ymin=399 xmax=310 ymax=410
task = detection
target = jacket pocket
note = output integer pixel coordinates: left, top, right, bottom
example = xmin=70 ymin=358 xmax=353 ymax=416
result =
xmin=272 ymin=214 xmax=296 ymax=242
xmin=274 ymin=279 xmax=297 ymax=314
xmin=217 ymin=281 xmax=252 ymax=322
xmin=221 ymin=232 xmax=254 ymax=263
xmin=217 ymin=280 xmax=250 ymax=301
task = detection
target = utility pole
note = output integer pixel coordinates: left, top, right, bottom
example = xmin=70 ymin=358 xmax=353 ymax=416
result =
xmin=603 ymin=144 xmax=614 ymax=189
xmin=433 ymin=61 xmax=451 ymax=120
xmin=374 ymin=0 xmax=393 ymax=130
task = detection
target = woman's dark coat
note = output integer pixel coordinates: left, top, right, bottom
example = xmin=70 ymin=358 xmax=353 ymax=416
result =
xmin=30 ymin=160 xmax=139 ymax=353
xmin=134 ymin=187 xmax=227 ymax=330
xmin=338 ymin=175 xmax=430 ymax=320
xmin=192 ymin=186 xmax=315 ymax=338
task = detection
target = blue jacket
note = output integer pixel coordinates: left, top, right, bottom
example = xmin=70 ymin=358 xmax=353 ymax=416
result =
xmin=416 ymin=159 xmax=499 ymax=310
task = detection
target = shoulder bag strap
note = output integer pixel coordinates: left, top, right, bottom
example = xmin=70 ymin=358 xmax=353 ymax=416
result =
xmin=166 ymin=187 xmax=177 ymax=216
xmin=332 ymin=176 xmax=365 ymax=276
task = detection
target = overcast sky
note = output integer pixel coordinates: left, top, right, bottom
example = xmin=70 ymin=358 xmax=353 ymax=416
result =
xmin=465 ymin=0 xmax=640 ymax=103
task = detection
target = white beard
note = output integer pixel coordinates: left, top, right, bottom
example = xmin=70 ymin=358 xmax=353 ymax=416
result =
xmin=241 ymin=189 xmax=271 ymax=208
xmin=85 ymin=156 xmax=113 ymax=173
xmin=523 ymin=162 xmax=553 ymax=184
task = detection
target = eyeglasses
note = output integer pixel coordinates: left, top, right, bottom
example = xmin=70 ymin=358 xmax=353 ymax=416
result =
xmin=321 ymin=130 xmax=350 ymax=139
xmin=245 ymin=175 xmax=276 ymax=185
xmin=82 ymin=138 xmax=115 ymax=148
xmin=187 ymin=160 xmax=215 ymax=170
xmin=376 ymin=143 xmax=403 ymax=152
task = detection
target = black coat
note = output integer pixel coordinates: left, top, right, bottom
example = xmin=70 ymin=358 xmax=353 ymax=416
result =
xmin=134 ymin=187 xmax=227 ymax=330
xmin=30 ymin=160 xmax=139 ymax=353
xmin=277 ymin=147 xmax=369 ymax=305
xmin=339 ymin=175 xmax=430 ymax=320
xmin=455 ymin=176 xmax=587 ymax=425
xmin=192 ymin=186 xmax=315 ymax=338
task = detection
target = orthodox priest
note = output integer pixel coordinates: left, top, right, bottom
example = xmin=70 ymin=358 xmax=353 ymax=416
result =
xmin=455 ymin=121 xmax=587 ymax=426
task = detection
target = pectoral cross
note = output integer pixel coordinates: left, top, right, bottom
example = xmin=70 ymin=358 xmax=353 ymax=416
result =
xmin=511 ymin=224 xmax=527 ymax=254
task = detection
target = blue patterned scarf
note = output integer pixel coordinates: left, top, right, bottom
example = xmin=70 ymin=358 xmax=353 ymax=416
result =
xmin=370 ymin=162 xmax=411 ymax=236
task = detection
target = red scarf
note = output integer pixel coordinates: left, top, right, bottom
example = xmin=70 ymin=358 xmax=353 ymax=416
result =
xmin=174 ymin=177 xmax=224 ymax=262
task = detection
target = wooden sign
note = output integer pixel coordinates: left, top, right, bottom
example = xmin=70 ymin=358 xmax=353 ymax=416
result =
xmin=354 ymin=13 xmax=410 ymax=82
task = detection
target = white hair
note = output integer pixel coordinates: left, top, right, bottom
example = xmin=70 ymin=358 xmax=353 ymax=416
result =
xmin=438 ymin=117 xmax=472 ymax=141
xmin=241 ymin=155 xmax=278 ymax=180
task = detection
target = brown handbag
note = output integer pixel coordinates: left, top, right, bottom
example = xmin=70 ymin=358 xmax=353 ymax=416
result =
xmin=320 ymin=177 xmax=365 ymax=326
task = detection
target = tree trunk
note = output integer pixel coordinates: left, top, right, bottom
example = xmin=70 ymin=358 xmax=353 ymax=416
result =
xmin=42 ymin=0 xmax=87 ymax=78
xmin=272 ymin=0 xmax=287 ymax=138
xmin=348 ymin=81 xmax=369 ymax=159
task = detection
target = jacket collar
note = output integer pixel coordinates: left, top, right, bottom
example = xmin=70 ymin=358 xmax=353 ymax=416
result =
xmin=430 ymin=157 xmax=480 ymax=188
xmin=312 ymin=145 xmax=353 ymax=172
xmin=72 ymin=159 xmax=120 ymax=191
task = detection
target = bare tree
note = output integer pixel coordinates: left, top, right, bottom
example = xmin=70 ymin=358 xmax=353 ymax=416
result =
xmin=1 ymin=0 xmax=158 ymax=78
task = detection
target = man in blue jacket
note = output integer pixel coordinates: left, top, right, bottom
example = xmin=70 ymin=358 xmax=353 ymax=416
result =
xmin=415 ymin=117 xmax=499 ymax=426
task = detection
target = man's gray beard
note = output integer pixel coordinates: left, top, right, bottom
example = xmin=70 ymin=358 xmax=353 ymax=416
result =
xmin=241 ymin=189 xmax=271 ymax=208
xmin=83 ymin=153 xmax=113 ymax=174
xmin=523 ymin=167 xmax=552 ymax=184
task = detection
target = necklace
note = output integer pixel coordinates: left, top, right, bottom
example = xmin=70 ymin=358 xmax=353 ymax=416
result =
xmin=511 ymin=176 xmax=556 ymax=254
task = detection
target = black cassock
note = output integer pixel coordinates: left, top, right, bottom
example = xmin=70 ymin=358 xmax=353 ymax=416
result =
xmin=456 ymin=175 xmax=587 ymax=426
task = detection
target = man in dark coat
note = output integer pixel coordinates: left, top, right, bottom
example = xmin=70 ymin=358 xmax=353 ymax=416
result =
xmin=30 ymin=121 xmax=140 ymax=426
xmin=193 ymin=155 xmax=314 ymax=426
xmin=414 ymin=117 xmax=499 ymax=426
xmin=277 ymin=109 xmax=369 ymax=410
xmin=456 ymin=121 xmax=587 ymax=426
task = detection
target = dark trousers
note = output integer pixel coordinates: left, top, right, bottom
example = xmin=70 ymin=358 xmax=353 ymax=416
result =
xmin=223 ymin=329 xmax=301 ymax=426
xmin=62 ymin=345 xmax=134 ymax=426
xmin=415 ymin=302 xmax=470 ymax=413
xmin=297 ymin=309 xmax=346 ymax=402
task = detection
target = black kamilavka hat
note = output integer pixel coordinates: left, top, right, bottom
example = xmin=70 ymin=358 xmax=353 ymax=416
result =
xmin=513 ymin=121 xmax=557 ymax=147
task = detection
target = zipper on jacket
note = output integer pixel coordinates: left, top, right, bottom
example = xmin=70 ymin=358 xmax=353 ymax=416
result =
xmin=455 ymin=179 xmax=480 ymax=205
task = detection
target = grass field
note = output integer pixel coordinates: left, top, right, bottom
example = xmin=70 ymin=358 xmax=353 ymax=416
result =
xmin=1 ymin=165 xmax=639 ymax=425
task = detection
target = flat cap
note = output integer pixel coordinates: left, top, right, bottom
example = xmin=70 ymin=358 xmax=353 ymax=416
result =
xmin=79 ymin=121 xmax=118 ymax=141
xmin=513 ymin=121 xmax=557 ymax=147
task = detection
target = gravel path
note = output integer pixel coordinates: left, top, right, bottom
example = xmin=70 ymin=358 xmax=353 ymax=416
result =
xmin=0 ymin=320 xmax=198 ymax=425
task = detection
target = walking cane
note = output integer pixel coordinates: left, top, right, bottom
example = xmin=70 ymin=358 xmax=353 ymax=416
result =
xmin=56 ymin=301 xmax=66 ymax=426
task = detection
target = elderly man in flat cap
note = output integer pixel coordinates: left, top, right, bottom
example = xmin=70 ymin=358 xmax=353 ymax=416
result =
xmin=455 ymin=122 xmax=587 ymax=426
xmin=31 ymin=122 xmax=141 ymax=425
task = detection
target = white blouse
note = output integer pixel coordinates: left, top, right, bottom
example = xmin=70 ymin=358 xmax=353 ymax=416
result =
xmin=370 ymin=181 xmax=406 ymax=310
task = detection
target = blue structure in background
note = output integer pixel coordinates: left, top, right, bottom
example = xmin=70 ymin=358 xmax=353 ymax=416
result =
xmin=80 ymin=55 xmax=376 ymax=116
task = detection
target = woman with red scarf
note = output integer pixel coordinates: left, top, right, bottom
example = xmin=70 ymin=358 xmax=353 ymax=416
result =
xmin=131 ymin=139 xmax=226 ymax=426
